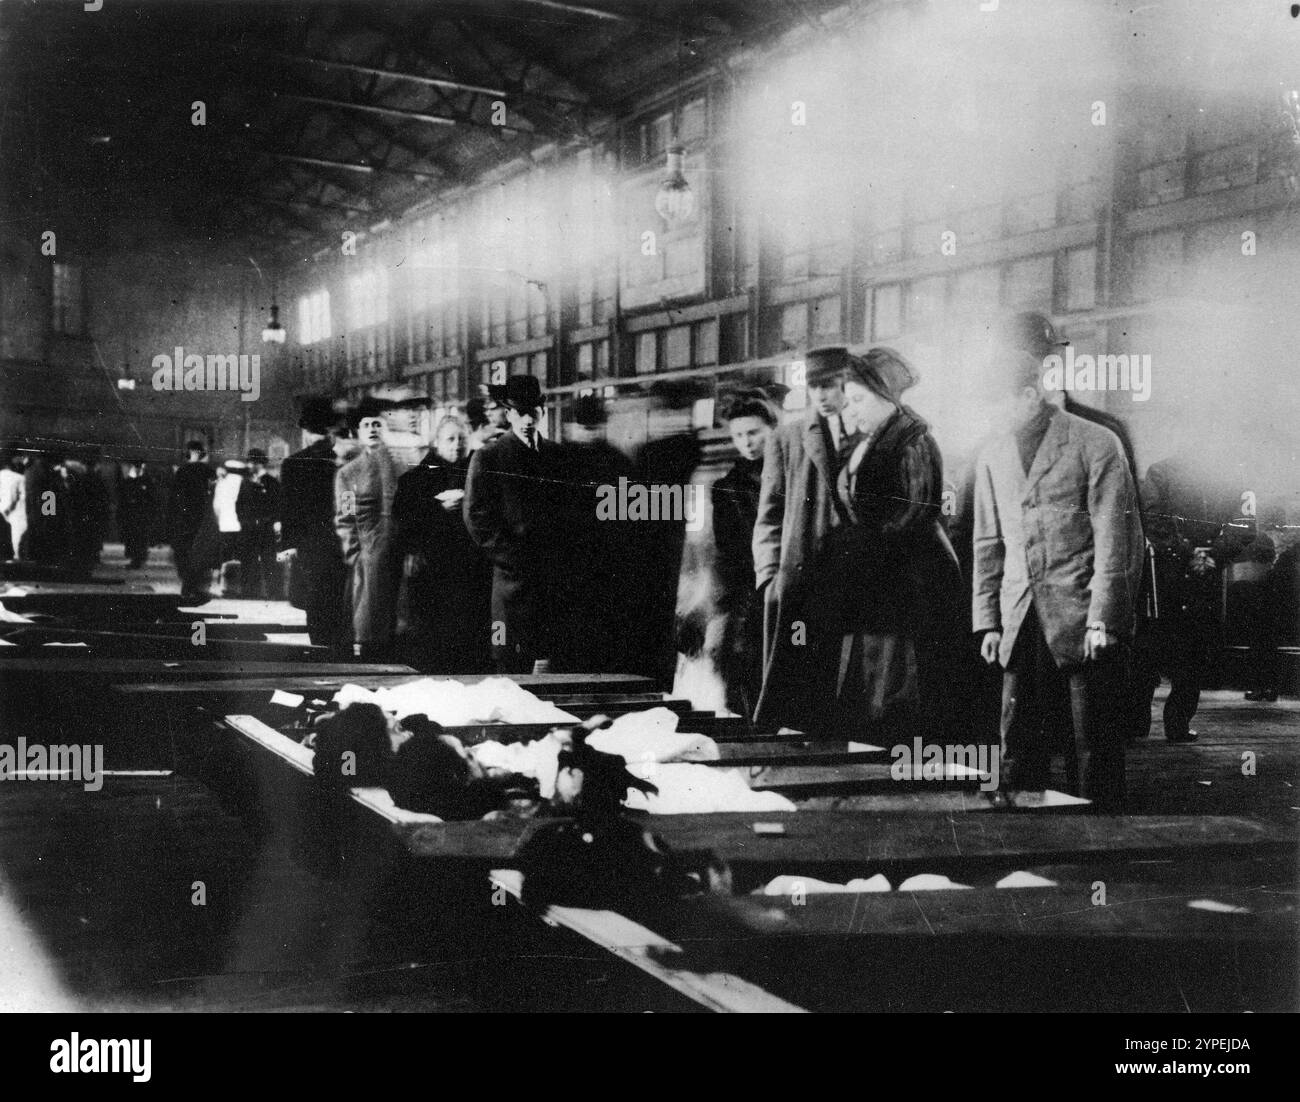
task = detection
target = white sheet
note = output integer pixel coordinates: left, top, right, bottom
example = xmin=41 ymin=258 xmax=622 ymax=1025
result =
xmin=334 ymin=676 xmax=578 ymax=726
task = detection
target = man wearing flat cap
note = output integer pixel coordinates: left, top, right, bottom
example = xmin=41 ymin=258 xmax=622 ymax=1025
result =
xmin=335 ymin=396 xmax=412 ymax=659
xmin=464 ymin=375 xmax=566 ymax=673
xmin=752 ymin=345 xmax=854 ymax=729
xmin=280 ymin=397 xmax=349 ymax=650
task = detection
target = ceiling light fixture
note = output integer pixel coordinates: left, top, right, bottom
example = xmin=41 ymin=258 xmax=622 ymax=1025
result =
xmin=261 ymin=302 xmax=286 ymax=344
xmin=654 ymin=25 xmax=697 ymax=227
xmin=654 ymin=145 xmax=696 ymax=225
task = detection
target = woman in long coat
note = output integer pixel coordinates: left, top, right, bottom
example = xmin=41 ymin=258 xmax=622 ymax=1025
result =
xmin=804 ymin=350 xmax=967 ymax=744
xmin=392 ymin=416 xmax=492 ymax=672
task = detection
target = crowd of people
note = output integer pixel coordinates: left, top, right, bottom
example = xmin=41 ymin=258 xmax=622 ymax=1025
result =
xmin=0 ymin=446 xmax=131 ymax=569
xmin=2 ymin=310 xmax=1290 ymax=811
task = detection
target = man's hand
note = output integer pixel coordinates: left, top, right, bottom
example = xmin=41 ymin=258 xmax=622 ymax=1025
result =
xmin=1084 ymin=624 xmax=1116 ymax=660
xmin=980 ymin=631 xmax=1001 ymax=665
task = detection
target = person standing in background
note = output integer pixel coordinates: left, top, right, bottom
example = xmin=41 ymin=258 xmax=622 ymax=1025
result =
xmin=464 ymin=375 xmax=566 ymax=674
xmin=279 ymin=397 xmax=349 ymax=651
xmin=167 ymin=440 xmax=215 ymax=602
xmin=0 ymin=447 xmax=27 ymax=560
xmin=392 ymin=415 xmax=491 ymax=672
xmin=335 ymin=398 xmax=410 ymax=660
xmin=628 ymin=380 xmax=703 ymax=690
xmin=806 ymin=351 xmax=966 ymax=744
xmin=1232 ymin=506 xmax=1287 ymax=703
xmin=466 ymin=396 xmax=509 ymax=453
xmin=1139 ymin=450 xmax=1247 ymax=740
xmin=60 ymin=449 xmax=107 ymax=569
xmin=752 ymin=346 xmax=852 ymax=731
xmin=238 ymin=448 xmax=281 ymax=599
xmin=973 ymin=352 xmax=1144 ymax=811
xmin=555 ymin=394 xmax=637 ymax=674
xmin=118 ymin=460 xmax=154 ymax=569
xmin=711 ymin=390 xmax=778 ymax=718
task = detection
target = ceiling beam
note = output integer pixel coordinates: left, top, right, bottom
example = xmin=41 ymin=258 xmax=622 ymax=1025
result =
xmin=276 ymin=89 xmax=540 ymax=136
xmin=510 ymin=0 xmax=632 ymax=23
xmin=277 ymin=91 xmax=456 ymax=128
xmin=264 ymin=48 xmax=586 ymax=109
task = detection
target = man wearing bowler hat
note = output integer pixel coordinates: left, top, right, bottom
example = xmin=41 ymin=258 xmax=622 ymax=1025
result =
xmin=752 ymin=345 xmax=854 ymax=730
xmin=280 ymin=397 xmax=348 ymax=650
xmin=464 ymin=374 xmax=566 ymax=673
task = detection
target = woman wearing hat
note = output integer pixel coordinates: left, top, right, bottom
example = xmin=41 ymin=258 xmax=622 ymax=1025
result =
xmin=803 ymin=349 xmax=967 ymax=744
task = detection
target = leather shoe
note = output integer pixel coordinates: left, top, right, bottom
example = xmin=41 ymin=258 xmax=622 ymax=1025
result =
xmin=1166 ymin=729 xmax=1198 ymax=743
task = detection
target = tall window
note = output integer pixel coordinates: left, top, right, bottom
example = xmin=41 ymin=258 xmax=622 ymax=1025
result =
xmin=409 ymin=216 xmax=460 ymax=362
xmin=349 ymin=267 xmax=389 ymax=328
xmin=52 ymin=262 xmax=83 ymax=335
xmin=298 ymin=289 xmax=331 ymax=344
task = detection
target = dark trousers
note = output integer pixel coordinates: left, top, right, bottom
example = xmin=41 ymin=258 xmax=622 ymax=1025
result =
xmin=1134 ymin=608 xmax=1215 ymax=738
xmin=719 ymin=594 xmax=763 ymax=720
xmin=1238 ymin=576 xmax=1282 ymax=694
xmin=490 ymin=570 xmax=554 ymax=675
xmin=1001 ymin=603 xmax=1127 ymax=809
xmin=122 ymin=522 xmax=150 ymax=566
xmin=171 ymin=539 xmax=209 ymax=596
xmin=242 ymin=525 xmax=279 ymax=600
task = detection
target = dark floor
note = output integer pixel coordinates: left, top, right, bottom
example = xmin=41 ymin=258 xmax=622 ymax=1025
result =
xmin=1 ymin=544 xmax=1295 ymax=1011
xmin=0 ymin=686 xmax=1294 ymax=1012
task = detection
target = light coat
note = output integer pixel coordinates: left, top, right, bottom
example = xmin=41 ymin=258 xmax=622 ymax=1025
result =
xmin=335 ymin=445 xmax=409 ymax=645
xmin=973 ymin=407 xmax=1143 ymax=667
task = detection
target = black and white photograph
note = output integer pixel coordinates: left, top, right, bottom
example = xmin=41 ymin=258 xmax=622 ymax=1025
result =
xmin=0 ymin=0 xmax=1296 ymax=1048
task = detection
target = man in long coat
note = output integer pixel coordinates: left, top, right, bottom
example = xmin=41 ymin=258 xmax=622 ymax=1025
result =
xmin=752 ymin=346 xmax=854 ymax=730
xmin=335 ymin=398 xmax=410 ymax=660
xmin=554 ymin=395 xmax=636 ymax=674
xmin=166 ymin=440 xmax=214 ymax=601
xmin=280 ymin=397 xmax=348 ymax=651
xmin=464 ymin=375 xmax=566 ymax=674
xmin=973 ymin=352 xmax=1144 ymax=810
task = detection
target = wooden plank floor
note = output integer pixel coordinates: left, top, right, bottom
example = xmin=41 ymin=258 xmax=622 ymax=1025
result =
xmin=0 ymin=679 xmax=1295 ymax=1011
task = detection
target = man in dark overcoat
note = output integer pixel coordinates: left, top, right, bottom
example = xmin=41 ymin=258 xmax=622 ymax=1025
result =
xmin=752 ymin=346 xmax=853 ymax=730
xmin=463 ymin=375 xmax=566 ymax=674
xmin=280 ymin=397 xmax=348 ymax=650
